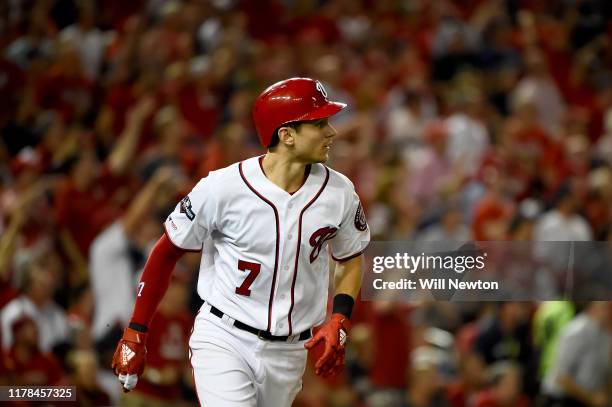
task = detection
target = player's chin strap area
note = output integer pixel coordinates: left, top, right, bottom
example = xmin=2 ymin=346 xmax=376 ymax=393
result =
xmin=205 ymin=302 xmax=312 ymax=342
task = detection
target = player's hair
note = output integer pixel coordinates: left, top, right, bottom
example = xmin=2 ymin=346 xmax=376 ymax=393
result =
xmin=268 ymin=122 xmax=301 ymax=150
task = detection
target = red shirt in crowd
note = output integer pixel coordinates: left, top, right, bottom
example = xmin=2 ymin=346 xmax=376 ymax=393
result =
xmin=35 ymin=71 xmax=94 ymax=122
xmin=473 ymin=389 xmax=530 ymax=407
xmin=133 ymin=310 xmax=193 ymax=401
xmin=2 ymin=349 xmax=63 ymax=386
xmin=176 ymin=83 xmax=220 ymax=140
xmin=0 ymin=58 xmax=25 ymax=115
xmin=54 ymin=166 xmax=125 ymax=256
xmin=368 ymin=304 xmax=411 ymax=389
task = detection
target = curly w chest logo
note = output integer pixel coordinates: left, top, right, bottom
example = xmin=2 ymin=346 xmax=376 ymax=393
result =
xmin=309 ymin=226 xmax=338 ymax=263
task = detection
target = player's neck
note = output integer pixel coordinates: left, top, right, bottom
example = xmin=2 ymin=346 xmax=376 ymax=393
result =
xmin=261 ymin=153 xmax=309 ymax=194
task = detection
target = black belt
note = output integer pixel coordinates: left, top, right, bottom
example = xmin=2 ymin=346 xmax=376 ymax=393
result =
xmin=208 ymin=304 xmax=312 ymax=342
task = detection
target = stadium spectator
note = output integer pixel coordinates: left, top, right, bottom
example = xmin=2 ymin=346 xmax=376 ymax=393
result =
xmin=474 ymin=302 xmax=532 ymax=366
xmin=472 ymin=361 xmax=530 ymax=407
xmin=1 ymin=259 xmax=68 ymax=353
xmin=66 ymin=349 xmax=112 ymax=406
xmin=534 ymin=181 xmax=593 ymax=242
xmin=512 ymin=49 xmax=566 ymax=136
xmin=532 ymin=301 xmax=575 ymax=380
xmin=401 ymin=346 xmax=452 ymax=407
xmin=446 ymin=351 xmax=486 ymax=407
xmin=418 ymin=204 xmax=472 ymax=243
xmin=2 ymin=316 xmax=64 ymax=386
xmin=542 ymin=301 xmax=610 ymax=407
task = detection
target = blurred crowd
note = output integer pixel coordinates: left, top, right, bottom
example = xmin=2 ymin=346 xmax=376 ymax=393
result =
xmin=0 ymin=0 xmax=611 ymax=406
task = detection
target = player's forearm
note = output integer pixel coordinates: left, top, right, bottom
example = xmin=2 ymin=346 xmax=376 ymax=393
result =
xmin=332 ymin=255 xmax=363 ymax=318
xmin=334 ymin=255 xmax=363 ymax=299
xmin=129 ymin=233 xmax=185 ymax=330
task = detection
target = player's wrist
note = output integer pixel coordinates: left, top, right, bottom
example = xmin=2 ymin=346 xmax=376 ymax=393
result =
xmin=332 ymin=293 xmax=354 ymax=319
xmin=128 ymin=322 xmax=148 ymax=333
xmin=123 ymin=326 xmax=148 ymax=344
xmin=330 ymin=313 xmax=351 ymax=333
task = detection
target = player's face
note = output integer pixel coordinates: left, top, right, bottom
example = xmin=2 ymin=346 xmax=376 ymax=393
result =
xmin=292 ymin=118 xmax=337 ymax=163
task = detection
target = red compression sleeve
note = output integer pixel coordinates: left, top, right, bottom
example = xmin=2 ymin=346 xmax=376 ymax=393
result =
xmin=129 ymin=233 xmax=186 ymax=328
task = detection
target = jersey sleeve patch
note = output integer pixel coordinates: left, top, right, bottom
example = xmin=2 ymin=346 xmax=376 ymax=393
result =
xmin=354 ymin=203 xmax=368 ymax=231
xmin=180 ymin=196 xmax=196 ymax=221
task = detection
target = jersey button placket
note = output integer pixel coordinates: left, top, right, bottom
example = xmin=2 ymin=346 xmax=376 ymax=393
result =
xmin=273 ymin=203 xmax=294 ymax=335
xmin=278 ymin=201 xmax=298 ymax=336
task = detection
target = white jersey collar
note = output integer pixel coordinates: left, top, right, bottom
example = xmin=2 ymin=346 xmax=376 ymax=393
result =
xmin=238 ymin=156 xmax=327 ymax=204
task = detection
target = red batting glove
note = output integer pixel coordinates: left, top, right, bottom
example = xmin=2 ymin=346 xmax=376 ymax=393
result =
xmin=304 ymin=313 xmax=351 ymax=377
xmin=111 ymin=327 xmax=147 ymax=392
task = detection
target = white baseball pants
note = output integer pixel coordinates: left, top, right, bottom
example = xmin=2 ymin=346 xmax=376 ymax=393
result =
xmin=189 ymin=303 xmax=308 ymax=407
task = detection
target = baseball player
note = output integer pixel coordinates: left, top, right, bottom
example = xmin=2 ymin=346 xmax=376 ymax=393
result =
xmin=111 ymin=77 xmax=370 ymax=406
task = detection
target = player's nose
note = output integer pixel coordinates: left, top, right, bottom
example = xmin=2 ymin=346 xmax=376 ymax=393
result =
xmin=325 ymin=123 xmax=337 ymax=138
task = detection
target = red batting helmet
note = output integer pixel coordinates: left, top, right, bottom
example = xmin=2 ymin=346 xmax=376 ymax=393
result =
xmin=252 ymin=77 xmax=347 ymax=147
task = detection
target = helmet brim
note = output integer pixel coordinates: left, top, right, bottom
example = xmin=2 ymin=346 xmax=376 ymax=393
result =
xmin=298 ymin=101 xmax=347 ymax=123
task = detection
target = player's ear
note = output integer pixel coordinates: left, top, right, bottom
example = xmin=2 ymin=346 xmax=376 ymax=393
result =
xmin=278 ymin=127 xmax=295 ymax=147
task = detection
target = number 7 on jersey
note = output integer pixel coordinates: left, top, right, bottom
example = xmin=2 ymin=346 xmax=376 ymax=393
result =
xmin=235 ymin=260 xmax=261 ymax=296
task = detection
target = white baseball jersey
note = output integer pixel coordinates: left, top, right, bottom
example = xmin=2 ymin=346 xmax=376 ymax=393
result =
xmin=164 ymin=156 xmax=370 ymax=336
